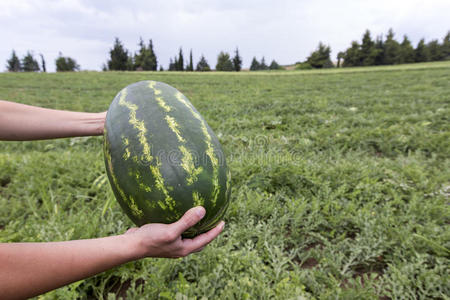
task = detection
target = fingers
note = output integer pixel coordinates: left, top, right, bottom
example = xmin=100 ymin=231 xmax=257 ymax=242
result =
xmin=182 ymin=221 xmax=225 ymax=255
xmin=171 ymin=206 xmax=206 ymax=237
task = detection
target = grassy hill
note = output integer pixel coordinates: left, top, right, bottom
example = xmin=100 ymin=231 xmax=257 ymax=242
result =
xmin=0 ymin=61 xmax=449 ymax=299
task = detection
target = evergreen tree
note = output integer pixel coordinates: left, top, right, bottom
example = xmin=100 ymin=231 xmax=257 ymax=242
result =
xmin=168 ymin=58 xmax=176 ymax=71
xmin=269 ymin=60 xmax=280 ymax=70
xmin=186 ymin=49 xmax=194 ymax=71
xmin=383 ymin=29 xmax=401 ymax=64
xmin=343 ymin=41 xmax=362 ymax=67
xmin=6 ymin=50 xmax=21 ymax=72
xmin=260 ymin=57 xmax=268 ymax=70
xmin=39 ymin=54 xmax=46 ymax=72
xmin=399 ymin=35 xmax=415 ymax=63
xmin=427 ymin=39 xmax=443 ymax=61
xmin=374 ymin=35 xmax=385 ymax=65
xmin=250 ymin=57 xmax=260 ymax=71
xmin=148 ymin=39 xmax=157 ymax=71
xmin=215 ymin=51 xmax=233 ymax=71
xmin=159 ymin=65 xmax=164 ymax=71
xmin=107 ymin=38 xmax=130 ymax=71
xmin=134 ymin=38 xmax=157 ymax=71
xmin=196 ymin=55 xmax=211 ymax=71
xmin=306 ymin=42 xmax=333 ymax=68
xmin=232 ymin=48 xmax=242 ymax=71
xmin=415 ymin=39 xmax=429 ymax=62
xmin=360 ymin=30 xmax=378 ymax=66
xmin=55 ymin=53 xmax=80 ymax=72
xmin=22 ymin=51 xmax=40 ymax=72
xmin=177 ymin=48 xmax=184 ymax=71
xmin=442 ymin=31 xmax=450 ymax=60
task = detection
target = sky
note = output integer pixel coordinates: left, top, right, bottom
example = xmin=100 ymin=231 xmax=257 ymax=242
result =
xmin=0 ymin=0 xmax=449 ymax=72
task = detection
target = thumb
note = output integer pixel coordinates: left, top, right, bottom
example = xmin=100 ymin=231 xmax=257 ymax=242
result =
xmin=172 ymin=206 xmax=206 ymax=236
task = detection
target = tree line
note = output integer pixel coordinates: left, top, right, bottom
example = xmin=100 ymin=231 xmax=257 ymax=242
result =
xmin=105 ymin=37 xmax=247 ymax=72
xmin=298 ymin=29 xmax=450 ymax=69
xmin=5 ymin=29 xmax=449 ymax=72
xmin=6 ymin=51 xmax=80 ymax=72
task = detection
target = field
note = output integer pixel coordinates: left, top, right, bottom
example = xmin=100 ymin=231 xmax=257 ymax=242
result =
xmin=0 ymin=62 xmax=449 ymax=299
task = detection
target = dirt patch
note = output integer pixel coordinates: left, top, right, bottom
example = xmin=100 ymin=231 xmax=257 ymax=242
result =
xmin=0 ymin=176 xmax=11 ymax=187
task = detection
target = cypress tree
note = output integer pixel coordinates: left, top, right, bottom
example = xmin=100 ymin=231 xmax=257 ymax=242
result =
xmin=232 ymin=48 xmax=243 ymax=71
xmin=186 ymin=49 xmax=194 ymax=71
xmin=177 ymin=48 xmax=184 ymax=71
xmin=148 ymin=39 xmax=157 ymax=71
xmin=39 ymin=54 xmax=46 ymax=72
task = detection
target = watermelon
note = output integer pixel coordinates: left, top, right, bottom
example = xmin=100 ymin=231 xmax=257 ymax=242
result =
xmin=103 ymin=81 xmax=231 ymax=237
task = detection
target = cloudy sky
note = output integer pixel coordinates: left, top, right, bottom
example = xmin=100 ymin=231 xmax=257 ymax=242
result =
xmin=1 ymin=0 xmax=449 ymax=72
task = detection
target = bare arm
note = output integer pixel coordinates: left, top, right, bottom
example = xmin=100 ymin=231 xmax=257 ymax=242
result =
xmin=0 ymin=207 xmax=224 ymax=299
xmin=0 ymin=100 xmax=107 ymax=140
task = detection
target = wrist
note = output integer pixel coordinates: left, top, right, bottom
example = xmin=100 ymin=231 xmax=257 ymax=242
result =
xmin=119 ymin=233 xmax=145 ymax=261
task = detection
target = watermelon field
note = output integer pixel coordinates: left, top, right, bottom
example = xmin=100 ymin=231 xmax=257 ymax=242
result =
xmin=0 ymin=61 xmax=449 ymax=299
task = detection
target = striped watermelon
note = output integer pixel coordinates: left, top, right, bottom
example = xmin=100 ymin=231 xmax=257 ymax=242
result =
xmin=103 ymin=81 xmax=231 ymax=237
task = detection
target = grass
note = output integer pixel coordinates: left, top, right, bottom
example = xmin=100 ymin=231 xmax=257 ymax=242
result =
xmin=0 ymin=61 xmax=449 ymax=299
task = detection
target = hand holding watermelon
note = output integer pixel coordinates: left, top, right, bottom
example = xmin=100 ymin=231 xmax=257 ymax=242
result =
xmin=0 ymin=98 xmax=226 ymax=299
xmin=124 ymin=206 xmax=225 ymax=259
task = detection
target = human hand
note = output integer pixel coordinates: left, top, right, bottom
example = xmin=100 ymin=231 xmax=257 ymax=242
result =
xmin=124 ymin=206 xmax=225 ymax=259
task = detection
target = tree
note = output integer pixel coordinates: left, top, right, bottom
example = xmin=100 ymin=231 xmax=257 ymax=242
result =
xmin=134 ymin=37 xmax=156 ymax=71
xmin=399 ymin=35 xmax=415 ymax=63
xmin=196 ymin=55 xmax=211 ymax=71
xmin=427 ymin=39 xmax=443 ymax=61
xmin=215 ymin=51 xmax=233 ymax=71
xmin=269 ymin=60 xmax=280 ymax=70
xmin=306 ymin=42 xmax=333 ymax=68
xmin=374 ymin=35 xmax=385 ymax=65
xmin=39 ymin=54 xmax=46 ymax=72
xmin=250 ymin=57 xmax=260 ymax=70
xmin=383 ymin=29 xmax=401 ymax=64
xmin=177 ymin=48 xmax=184 ymax=71
xmin=186 ymin=49 xmax=194 ymax=71
xmin=415 ymin=39 xmax=429 ymax=62
xmin=107 ymin=38 xmax=130 ymax=71
xmin=343 ymin=41 xmax=362 ymax=67
xmin=168 ymin=58 xmax=176 ymax=71
xmin=336 ymin=51 xmax=344 ymax=67
xmin=360 ymin=29 xmax=379 ymax=66
xmin=6 ymin=50 xmax=21 ymax=72
xmin=22 ymin=51 xmax=40 ymax=72
xmin=260 ymin=57 xmax=268 ymax=70
xmin=148 ymin=39 xmax=157 ymax=71
xmin=442 ymin=31 xmax=450 ymax=60
xmin=55 ymin=53 xmax=80 ymax=72
xmin=232 ymin=48 xmax=242 ymax=71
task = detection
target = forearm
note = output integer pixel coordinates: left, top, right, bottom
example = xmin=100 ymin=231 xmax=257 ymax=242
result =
xmin=0 ymin=235 xmax=138 ymax=299
xmin=0 ymin=100 xmax=106 ymax=141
